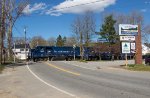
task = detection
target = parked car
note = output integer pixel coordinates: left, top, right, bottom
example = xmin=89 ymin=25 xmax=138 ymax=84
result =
xmin=145 ymin=55 xmax=150 ymax=65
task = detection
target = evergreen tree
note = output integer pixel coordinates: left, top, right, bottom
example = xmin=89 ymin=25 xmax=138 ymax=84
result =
xmin=56 ymin=35 xmax=63 ymax=46
xmin=100 ymin=15 xmax=117 ymax=44
xmin=63 ymin=36 xmax=67 ymax=46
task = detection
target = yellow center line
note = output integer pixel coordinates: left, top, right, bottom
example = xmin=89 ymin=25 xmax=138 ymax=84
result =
xmin=44 ymin=62 xmax=80 ymax=76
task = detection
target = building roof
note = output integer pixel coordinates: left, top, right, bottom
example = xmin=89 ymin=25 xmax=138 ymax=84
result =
xmin=13 ymin=44 xmax=30 ymax=49
xmin=144 ymin=43 xmax=150 ymax=48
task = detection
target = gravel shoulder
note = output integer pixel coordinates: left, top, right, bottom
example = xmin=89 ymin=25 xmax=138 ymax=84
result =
xmin=64 ymin=60 xmax=135 ymax=70
xmin=63 ymin=60 xmax=150 ymax=78
xmin=0 ymin=64 xmax=74 ymax=98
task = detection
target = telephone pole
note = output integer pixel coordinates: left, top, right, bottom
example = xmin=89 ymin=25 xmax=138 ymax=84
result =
xmin=24 ymin=27 xmax=27 ymax=61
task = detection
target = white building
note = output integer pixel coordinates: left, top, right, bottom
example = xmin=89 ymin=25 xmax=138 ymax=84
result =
xmin=12 ymin=44 xmax=30 ymax=60
xmin=142 ymin=44 xmax=150 ymax=55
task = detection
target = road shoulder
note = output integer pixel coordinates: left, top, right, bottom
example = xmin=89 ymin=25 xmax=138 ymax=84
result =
xmin=0 ymin=64 xmax=74 ymax=98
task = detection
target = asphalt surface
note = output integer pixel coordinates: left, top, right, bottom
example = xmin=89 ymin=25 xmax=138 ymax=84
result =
xmin=0 ymin=63 xmax=74 ymax=98
xmin=28 ymin=61 xmax=150 ymax=98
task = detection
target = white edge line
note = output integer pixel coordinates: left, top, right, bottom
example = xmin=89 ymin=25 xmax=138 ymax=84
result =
xmin=26 ymin=64 xmax=76 ymax=97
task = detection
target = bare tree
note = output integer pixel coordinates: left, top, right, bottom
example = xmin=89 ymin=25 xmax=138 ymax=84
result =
xmin=71 ymin=11 xmax=96 ymax=59
xmin=13 ymin=37 xmax=26 ymax=44
xmin=0 ymin=0 xmax=6 ymax=64
xmin=5 ymin=0 xmax=29 ymax=60
xmin=71 ymin=16 xmax=84 ymax=59
xmin=83 ymin=11 xmax=96 ymax=46
xmin=30 ymin=36 xmax=48 ymax=48
xmin=127 ymin=11 xmax=143 ymax=25
xmin=47 ymin=37 xmax=56 ymax=46
xmin=142 ymin=25 xmax=150 ymax=43
xmin=65 ymin=37 xmax=77 ymax=46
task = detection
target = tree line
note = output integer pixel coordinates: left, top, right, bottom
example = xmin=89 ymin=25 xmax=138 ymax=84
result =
xmin=14 ymin=35 xmax=77 ymax=48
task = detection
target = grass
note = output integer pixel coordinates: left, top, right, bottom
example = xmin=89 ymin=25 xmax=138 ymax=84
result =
xmin=0 ymin=62 xmax=13 ymax=73
xmin=0 ymin=64 xmax=5 ymax=73
xmin=124 ymin=64 xmax=150 ymax=71
xmin=79 ymin=60 xmax=88 ymax=63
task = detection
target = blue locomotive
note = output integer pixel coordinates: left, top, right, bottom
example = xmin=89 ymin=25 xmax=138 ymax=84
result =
xmin=28 ymin=46 xmax=101 ymax=61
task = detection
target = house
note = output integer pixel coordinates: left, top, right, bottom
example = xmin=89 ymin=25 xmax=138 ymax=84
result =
xmin=12 ymin=44 xmax=30 ymax=60
xmin=142 ymin=43 xmax=150 ymax=55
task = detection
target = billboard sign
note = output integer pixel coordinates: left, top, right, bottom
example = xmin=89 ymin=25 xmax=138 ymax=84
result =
xmin=122 ymin=42 xmax=130 ymax=53
xmin=120 ymin=36 xmax=135 ymax=41
xmin=119 ymin=24 xmax=138 ymax=36
xmin=130 ymin=42 xmax=136 ymax=53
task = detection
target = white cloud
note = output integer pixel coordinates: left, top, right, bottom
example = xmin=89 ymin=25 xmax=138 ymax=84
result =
xmin=23 ymin=3 xmax=47 ymax=14
xmin=141 ymin=9 xmax=147 ymax=12
xmin=46 ymin=0 xmax=116 ymax=16
xmin=145 ymin=1 xmax=150 ymax=4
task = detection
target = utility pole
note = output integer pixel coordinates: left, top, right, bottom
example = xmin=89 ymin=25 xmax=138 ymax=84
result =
xmin=80 ymin=32 xmax=83 ymax=60
xmin=24 ymin=27 xmax=27 ymax=62
xmin=14 ymin=43 xmax=16 ymax=63
xmin=73 ymin=45 xmax=76 ymax=60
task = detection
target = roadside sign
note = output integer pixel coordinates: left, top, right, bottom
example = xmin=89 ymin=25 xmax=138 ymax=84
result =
xmin=120 ymin=36 xmax=135 ymax=41
xmin=119 ymin=24 xmax=138 ymax=35
xmin=122 ymin=42 xmax=130 ymax=53
xmin=130 ymin=42 xmax=136 ymax=53
xmin=97 ymin=38 xmax=107 ymax=43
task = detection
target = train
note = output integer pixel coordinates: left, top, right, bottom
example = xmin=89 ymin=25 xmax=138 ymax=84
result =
xmin=28 ymin=46 xmax=134 ymax=62
xmin=28 ymin=46 xmax=102 ymax=61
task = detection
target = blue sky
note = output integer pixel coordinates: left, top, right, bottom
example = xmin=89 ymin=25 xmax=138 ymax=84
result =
xmin=14 ymin=0 xmax=150 ymax=40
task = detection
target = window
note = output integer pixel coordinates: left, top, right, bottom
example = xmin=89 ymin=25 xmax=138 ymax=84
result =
xmin=20 ymin=49 xmax=24 ymax=51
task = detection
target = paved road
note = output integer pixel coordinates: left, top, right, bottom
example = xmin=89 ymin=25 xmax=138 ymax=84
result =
xmin=0 ymin=64 xmax=74 ymax=98
xmin=28 ymin=61 xmax=150 ymax=98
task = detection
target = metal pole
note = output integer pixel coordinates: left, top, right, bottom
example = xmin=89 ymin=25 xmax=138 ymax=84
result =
xmin=73 ymin=45 xmax=76 ymax=60
xmin=24 ymin=27 xmax=27 ymax=62
xmin=125 ymin=53 xmax=128 ymax=67
xmin=14 ymin=43 xmax=16 ymax=63
xmin=74 ymin=48 xmax=75 ymax=60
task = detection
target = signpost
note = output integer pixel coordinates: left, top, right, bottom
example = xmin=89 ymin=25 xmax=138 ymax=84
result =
xmin=121 ymin=42 xmax=130 ymax=54
xmin=130 ymin=42 xmax=136 ymax=53
xmin=119 ymin=24 xmax=138 ymax=36
xmin=119 ymin=24 xmax=142 ymax=66
xmin=121 ymin=42 xmax=130 ymax=67
xmin=120 ymin=36 xmax=135 ymax=41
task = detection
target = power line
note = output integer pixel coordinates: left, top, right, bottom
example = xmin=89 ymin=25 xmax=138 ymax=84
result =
xmin=14 ymin=25 xmax=24 ymax=37
xmin=7 ymin=0 xmax=106 ymax=40
xmin=13 ymin=24 xmax=33 ymax=39
xmin=49 ymin=0 xmax=105 ymax=12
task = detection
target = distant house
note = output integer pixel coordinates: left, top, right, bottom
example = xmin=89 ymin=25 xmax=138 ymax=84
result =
xmin=12 ymin=44 xmax=30 ymax=60
xmin=142 ymin=44 xmax=150 ymax=55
